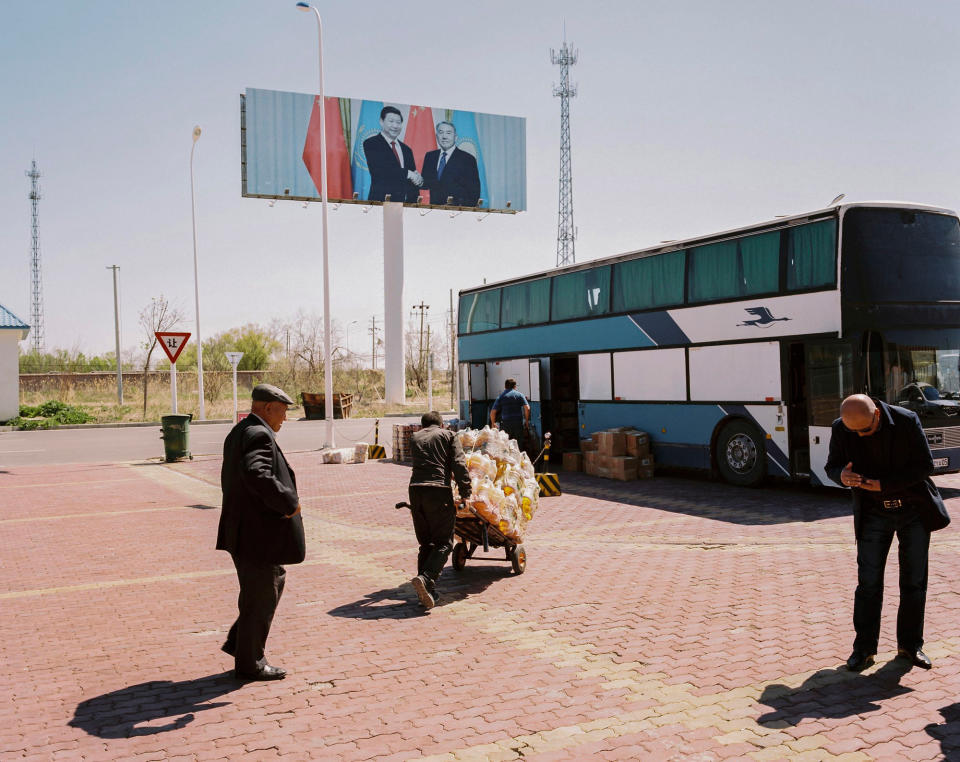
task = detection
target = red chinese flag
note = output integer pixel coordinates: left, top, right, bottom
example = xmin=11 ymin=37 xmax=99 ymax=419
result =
xmin=302 ymin=96 xmax=353 ymax=200
xmin=403 ymin=105 xmax=437 ymax=204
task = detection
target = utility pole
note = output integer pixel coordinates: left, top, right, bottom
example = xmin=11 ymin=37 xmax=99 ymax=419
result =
xmin=551 ymin=35 xmax=578 ymax=267
xmin=449 ymin=289 xmax=456 ymax=410
xmin=369 ymin=315 xmax=380 ymax=370
xmin=411 ymin=301 xmax=429 ymax=367
xmin=26 ymin=160 xmax=44 ymax=352
xmin=106 ymin=265 xmax=123 ymax=404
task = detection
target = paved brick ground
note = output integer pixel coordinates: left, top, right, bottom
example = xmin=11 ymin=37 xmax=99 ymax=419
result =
xmin=2 ymin=454 xmax=959 ymax=761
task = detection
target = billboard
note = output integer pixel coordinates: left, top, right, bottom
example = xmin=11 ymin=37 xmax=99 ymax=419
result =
xmin=241 ymin=88 xmax=526 ymax=213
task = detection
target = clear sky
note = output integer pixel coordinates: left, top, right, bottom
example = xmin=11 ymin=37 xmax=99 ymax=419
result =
xmin=2 ymin=0 xmax=959 ymax=358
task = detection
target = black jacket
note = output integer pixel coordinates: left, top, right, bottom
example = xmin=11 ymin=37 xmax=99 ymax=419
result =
xmin=217 ymin=415 xmax=305 ymax=564
xmin=421 ymin=147 xmax=481 ymax=207
xmin=364 ymin=134 xmax=419 ymax=203
xmin=409 ymin=425 xmax=471 ymax=497
xmin=825 ymin=399 xmax=949 ymax=538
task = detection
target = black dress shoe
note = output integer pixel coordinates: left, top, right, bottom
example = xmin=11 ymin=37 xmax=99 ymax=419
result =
xmin=897 ymin=648 xmax=932 ymax=669
xmin=234 ymin=664 xmax=287 ymax=681
xmin=846 ymin=650 xmax=875 ymax=672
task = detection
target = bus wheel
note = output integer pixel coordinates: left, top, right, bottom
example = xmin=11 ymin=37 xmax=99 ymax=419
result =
xmin=716 ymin=420 xmax=766 ymax=487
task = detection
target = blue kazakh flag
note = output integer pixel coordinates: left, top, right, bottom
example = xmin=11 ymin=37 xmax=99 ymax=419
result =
xmin=450 ymin=110 xmax=488 ymax=207
xmin=351 ymin=99 xmax=383 ymax=201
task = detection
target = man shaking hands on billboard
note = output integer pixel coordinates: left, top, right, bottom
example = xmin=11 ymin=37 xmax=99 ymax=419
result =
xmin=363 ymin=106 xmax=422 ymax=203
xmin=421 ymin=121 xmax=481 ymax=207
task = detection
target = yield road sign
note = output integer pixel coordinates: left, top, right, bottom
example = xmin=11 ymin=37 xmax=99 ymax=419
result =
xmin=225 ymin=352 xmax=244 ymax=366
xmin=155 ymin=332 xmax=191 ymax=364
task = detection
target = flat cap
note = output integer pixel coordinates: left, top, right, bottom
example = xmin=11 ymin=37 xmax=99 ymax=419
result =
xmin=251 ymin=383 xmax=295 ymax=405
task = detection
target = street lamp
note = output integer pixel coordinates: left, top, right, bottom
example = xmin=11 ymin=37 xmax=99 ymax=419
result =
xmin=190 ymin=125 xmax=206 ymax=420
xmin=345 ymin=319 xmax=359 ymax=356
xmin=296 ymin=1 xmax=334 ymax=446
xmin=106 ymin=265 xmax=122 ymax=404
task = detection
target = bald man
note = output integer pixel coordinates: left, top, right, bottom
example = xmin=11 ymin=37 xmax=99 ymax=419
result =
xmin=826 ymin=393 xmax=950 ymax=672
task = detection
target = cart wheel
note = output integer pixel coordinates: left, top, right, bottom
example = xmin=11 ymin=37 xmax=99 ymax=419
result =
xmin=510 ymin=544 xmax=527 ymax=575
xmin=452 ymin=542 xmax=468 ymax=572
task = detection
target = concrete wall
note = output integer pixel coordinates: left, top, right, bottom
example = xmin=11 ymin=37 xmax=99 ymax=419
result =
xmin=0 ymin=332 xmax=21 ymax=421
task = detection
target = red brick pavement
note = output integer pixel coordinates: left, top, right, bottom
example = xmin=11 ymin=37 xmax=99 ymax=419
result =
xmin=1 ymin=453 xmax=959 ymax=761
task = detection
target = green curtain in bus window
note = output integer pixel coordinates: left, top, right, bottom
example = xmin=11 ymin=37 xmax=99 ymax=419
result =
xmin=552 ymin=267 xmax=611 ymax=321
xmin=613 ymin=250 xmax=685 ymax=311
xmin=501 ymin=279 xmax=551 ymax=328
xmin=739 ymin=231 xmax=780 ymax=295
xmin=689 ymin=241 xmax=739 ymax=302
xmin=459 ymin=290 xmax=500 ymax=333
xmin=788 ymin=221 xmax=837 ymax=290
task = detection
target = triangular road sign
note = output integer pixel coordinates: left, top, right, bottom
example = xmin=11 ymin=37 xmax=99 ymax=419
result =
xmin=155 ymin=332 xmax=191 ymax=364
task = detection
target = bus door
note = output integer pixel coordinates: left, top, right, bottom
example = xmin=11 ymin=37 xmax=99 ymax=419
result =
xmin=804 ymin=341 xmax=855 ymax=485
xmin=786 ymin=342 xmax=810 ymax=477
xmin=549 ymin=355 xmax=580 ymax=453
xmin=469 ymin=362 xmax=487 ymax=429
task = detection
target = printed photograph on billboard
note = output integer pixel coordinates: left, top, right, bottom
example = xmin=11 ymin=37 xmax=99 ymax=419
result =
xmin=242 ymin=88 xmax=526 ymax=212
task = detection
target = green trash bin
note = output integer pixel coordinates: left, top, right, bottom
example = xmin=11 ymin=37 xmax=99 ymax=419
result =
xmin=161 ymin=413 xmax=193 ymax=462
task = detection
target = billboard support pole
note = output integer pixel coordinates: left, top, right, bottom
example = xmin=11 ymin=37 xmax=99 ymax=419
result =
xmin=383 ymin=201 xmax=405 ymax=404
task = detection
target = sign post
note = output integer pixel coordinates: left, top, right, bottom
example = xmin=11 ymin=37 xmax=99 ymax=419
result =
xmin=155 ymin=332 xmax=191 ymax=414
xmin=225 ymin=352 xmax=244 ymax=423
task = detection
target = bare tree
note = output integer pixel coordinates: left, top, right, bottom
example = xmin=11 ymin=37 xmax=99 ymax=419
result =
xmin=139 ymin=295 xmax=185 ymax=418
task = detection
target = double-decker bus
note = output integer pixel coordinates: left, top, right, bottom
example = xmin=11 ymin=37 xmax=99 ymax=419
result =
xmin=457 ymin=202 xmax=960 ymax=486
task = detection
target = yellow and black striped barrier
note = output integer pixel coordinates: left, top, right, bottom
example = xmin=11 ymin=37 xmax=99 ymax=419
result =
xmin=536 ymin=472 xmax=561 ymax=496
xmin=368 ymin=419 xmax=387 ymax=459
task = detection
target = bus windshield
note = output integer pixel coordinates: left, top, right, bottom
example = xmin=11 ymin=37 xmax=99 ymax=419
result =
xmin=884 ymin=329 xmax=960 ymax=408
xmin=842 ymin=208 xmax=960 ymax=303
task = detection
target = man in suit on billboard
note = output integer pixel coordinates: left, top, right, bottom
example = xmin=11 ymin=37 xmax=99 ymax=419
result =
xmin=217 ymin=384 xmax=304 ymax=680
xmin=363 ymin=106 xmax=422 ymax=203
xmin=421 ymin=121 xmax=481 ymax=207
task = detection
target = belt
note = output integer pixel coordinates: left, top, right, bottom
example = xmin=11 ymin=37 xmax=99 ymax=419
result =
xmin=881 ymin=499 xmax=903 ymax=509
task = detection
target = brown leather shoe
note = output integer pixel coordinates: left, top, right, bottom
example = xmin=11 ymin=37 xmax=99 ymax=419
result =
xmin=235 ymin=664 xmax=287 ymax=681
xmin=897 ymin=648 xmax=932 ymax=669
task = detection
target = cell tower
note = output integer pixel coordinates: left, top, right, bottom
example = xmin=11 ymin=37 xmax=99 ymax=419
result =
xmin=26 ymin=160 xmax=44 ymax=352
xmin=551 ymin=37 xmax=578 ymax=267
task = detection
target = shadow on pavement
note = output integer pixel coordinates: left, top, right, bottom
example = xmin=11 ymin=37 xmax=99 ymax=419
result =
xmin=327 ymin=565 xmax=507 ymax=620
xmin=558 ymin=471 xmax=852 ymax=526
xmin=757 ymin=659 xmax=913 ymax=727
xmin=937 ymin=486 xmax=960 ymax=501
xmin=69 ymin=672 xmax=242 ymax=738
xmin=925 ymin=702 xmax=960 ymax=761
xmin=187 ymin=503 xmax=218 ymax=510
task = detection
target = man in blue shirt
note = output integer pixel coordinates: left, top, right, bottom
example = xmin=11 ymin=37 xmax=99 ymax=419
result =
xmin=490 ymin=378 xmax=531 ymax=445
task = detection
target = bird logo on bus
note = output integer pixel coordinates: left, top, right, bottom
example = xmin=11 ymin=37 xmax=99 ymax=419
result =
xmin=738 ymin=306 xmax=791 ymax=328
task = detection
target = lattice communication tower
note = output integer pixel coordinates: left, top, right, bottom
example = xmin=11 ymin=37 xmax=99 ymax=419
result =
xmin=551 ymin=40 xmax=578 ymax=267
xmin=26 ymin=160 xmax=44 ymax=352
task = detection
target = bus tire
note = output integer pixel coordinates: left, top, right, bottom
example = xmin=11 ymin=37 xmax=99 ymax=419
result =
xmin=715 ymin=420 xmax=766 ymax=487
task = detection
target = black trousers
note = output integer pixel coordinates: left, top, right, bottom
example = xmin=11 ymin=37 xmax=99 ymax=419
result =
xmin=853 ymin=504 xmax=930 ymax=653
xmin=409 ymin=485 xmax=456 ymax=592
xmin=500 ymin=419 xmax=525 ymax=445
xmin=226 ymin=555 xmax=286 ymax=673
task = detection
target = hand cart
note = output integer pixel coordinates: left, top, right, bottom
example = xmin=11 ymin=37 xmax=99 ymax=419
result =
xmin=395 ymin=502 xmax=527 ymax=574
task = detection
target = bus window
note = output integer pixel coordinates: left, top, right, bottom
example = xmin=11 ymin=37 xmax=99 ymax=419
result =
xmin=688 ymin=231 xmax=779 ymax=303
xmin=501 ymin=279 xmax=550 ymax=328
xmin=612 ymin=250 xmax=685 ymax=312
xmin=551 ymin=267 xmax=611 ymax=321
xmin=459 ymin=289 xmax=501 ymax=333
xmin=787 ymin=220 xmax=837 ymax=291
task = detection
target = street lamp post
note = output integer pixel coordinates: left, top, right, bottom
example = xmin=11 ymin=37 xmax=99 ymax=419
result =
xmin=189 ymin=125 xmax=206 ymax=420
xmin=296 ymin=1 xmax=334 ymax=446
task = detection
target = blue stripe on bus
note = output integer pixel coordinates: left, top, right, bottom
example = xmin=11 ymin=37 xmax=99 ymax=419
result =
xmin=458 ymin=316 xmax=655 ymax=362
xmin=629 ymin=311 xmax=691 ymax=346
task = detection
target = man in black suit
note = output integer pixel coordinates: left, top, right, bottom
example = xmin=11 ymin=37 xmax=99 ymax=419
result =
xmin=421 ymin=121 xmax=481 ymax=207
xmin=363 ymin=106 xmax=422 ymax=203
xmin=217 ymin=384 xmax=304 ymax=680
xmin=826 ymin=394 xmax=950 ymax=672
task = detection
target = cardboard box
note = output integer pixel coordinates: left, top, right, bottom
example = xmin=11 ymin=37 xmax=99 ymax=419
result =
xmin=583 ymin=451 xmax=600 ymax=475
xmin=596 ymin=431 xmax=626 ymax=456
xmin=580 ymin=437 xmax=598 ymax=452
xmin=625 ymin=431 xmax=651 ymax=457
xmin=609 ymin=455 xmax=639 ymax=481
xmin=638 ymin=466 xmax=655 ymax=479
xmin=563 ymin=452 xmax=583 ymax=471
xmin=639 ymin=454 xmax=655 ymax=469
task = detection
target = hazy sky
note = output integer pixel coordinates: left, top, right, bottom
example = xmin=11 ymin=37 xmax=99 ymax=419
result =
xmin=2 ymin=0 xmax=959 ymax=357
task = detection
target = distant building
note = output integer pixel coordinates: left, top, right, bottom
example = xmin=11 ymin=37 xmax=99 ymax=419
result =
xmin=0 ymin=303 xmax=30 ymax=422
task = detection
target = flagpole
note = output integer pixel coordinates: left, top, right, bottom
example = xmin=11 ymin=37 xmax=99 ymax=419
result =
xmin=296 ymin=2 xmax=334 ymax=447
